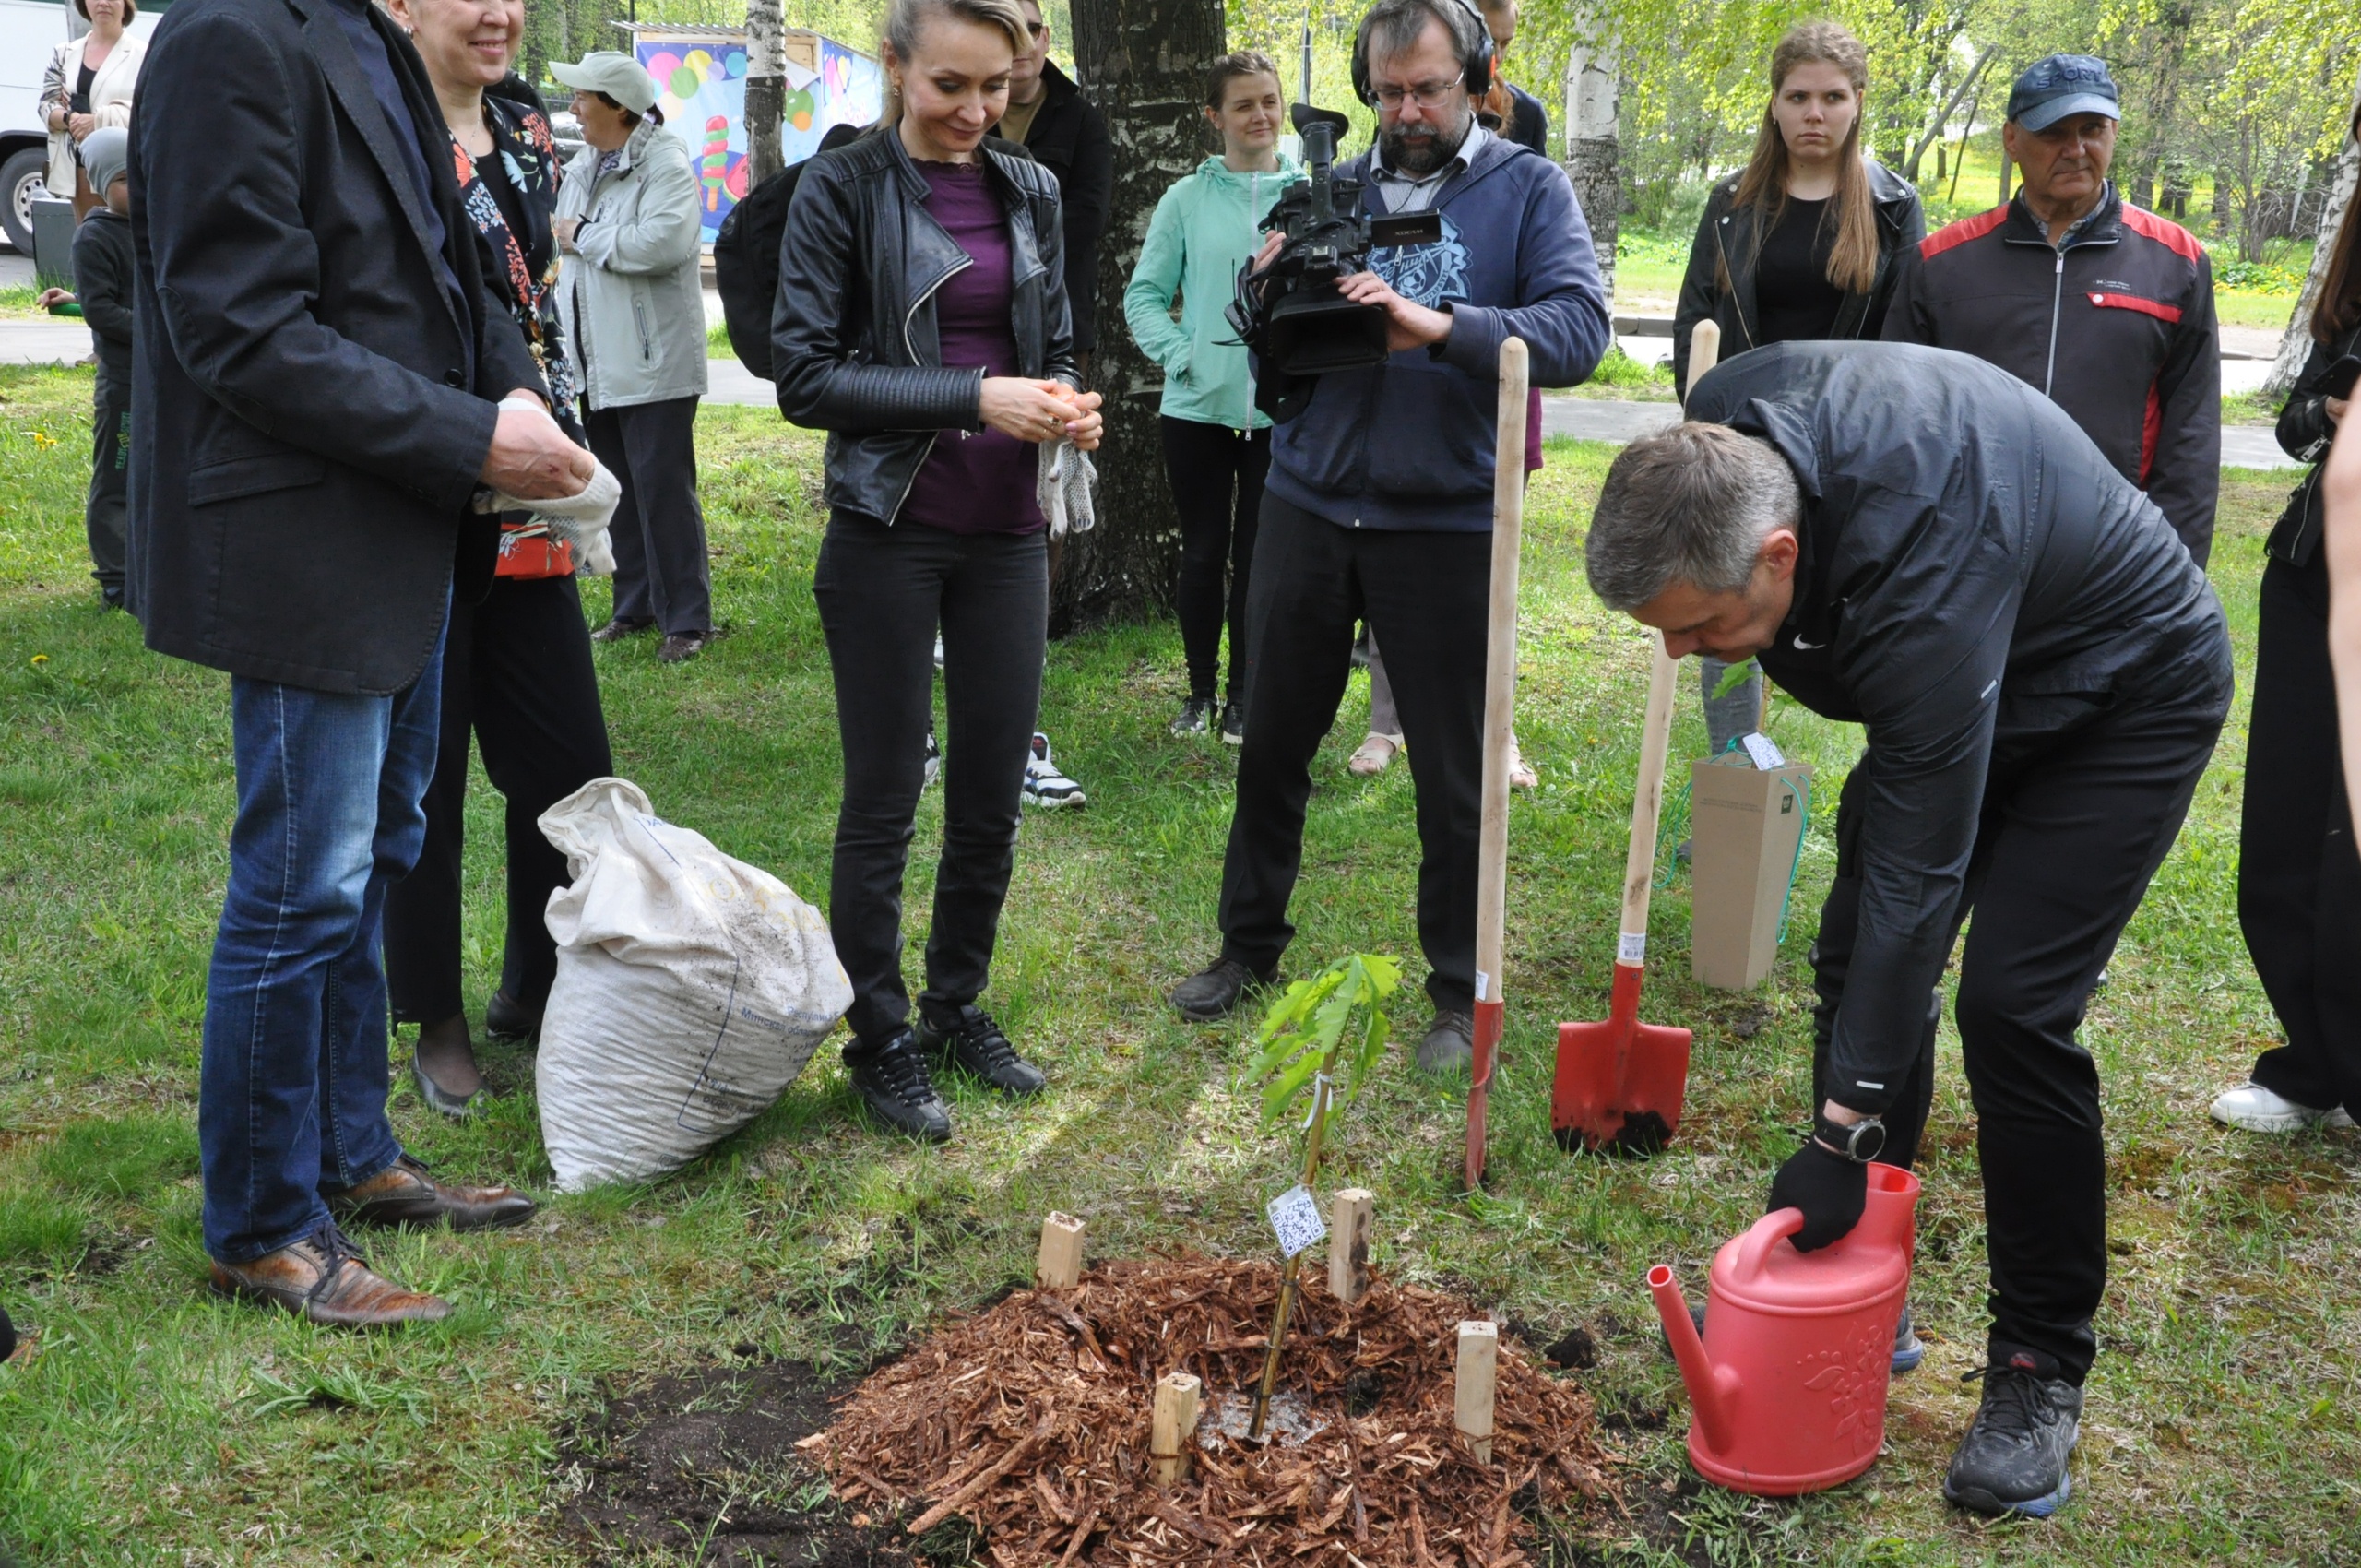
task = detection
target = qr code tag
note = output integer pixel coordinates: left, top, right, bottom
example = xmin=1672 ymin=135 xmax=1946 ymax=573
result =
xmin=1266 ymin=1184 xmax=1327 ymax=1259
xmin=1740 ymin=732 xmax=1786 ymax=771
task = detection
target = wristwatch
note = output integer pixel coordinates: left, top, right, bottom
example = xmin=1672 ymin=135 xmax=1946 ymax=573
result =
xmin=1812 ymin=1111 xmax=1887 ymax=1163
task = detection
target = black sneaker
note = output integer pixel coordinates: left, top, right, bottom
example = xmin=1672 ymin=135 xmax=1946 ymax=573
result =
xmin=1416 ymin=1008 xmax=1474 ymax=1075
xmin=1171 ymin=695 xmax=1216 ymax=737
xmin=1219 ymin=701 xmax=1245 ymax=746
xmin=917 ymin=1004 xmax=1047 ymax=1096
xmin=847 ymin=1029 xmax=952 ymax=1142
xmin=1171 ymin=957 xmax=1275 ymax=1022
xmin=1942 ymin=1352 xmax=2082 ymax=1518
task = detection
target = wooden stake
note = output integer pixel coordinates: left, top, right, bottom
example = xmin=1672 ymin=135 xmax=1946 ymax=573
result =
xmin=1149 ymin=1372 xmax=1202 ymax=1486
xmin=1036 ymin=1212 xmax=1085 ymax=1290
xmin=1327 ymin=1188 xmax=1375 ymax=1306
xmin=1454 ymin=1320 xmax=1498 ymax=1463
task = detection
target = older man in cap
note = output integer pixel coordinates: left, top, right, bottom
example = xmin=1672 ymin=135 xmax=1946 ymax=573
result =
xmin=1883 ymin=53 xmax=2220 ymax=566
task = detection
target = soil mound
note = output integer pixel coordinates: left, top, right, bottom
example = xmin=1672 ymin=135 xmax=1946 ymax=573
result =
xmin=804 ymin=1254 xmax=1608 ymax=1566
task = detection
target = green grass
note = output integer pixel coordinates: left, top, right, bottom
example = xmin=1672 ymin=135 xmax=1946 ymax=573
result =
xmin=2 ymin=362 xmax=2357 ymax=1565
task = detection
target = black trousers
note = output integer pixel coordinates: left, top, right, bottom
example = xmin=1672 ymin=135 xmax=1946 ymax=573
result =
xmin=1808 ymin=653 xmax=2231 ymax=1383
xmin=1219 ymin=493 xmax=1489 ymax=1014
xmin=1162 ymin=416 xmax=1271 ymax=704
xmin=2241 ymin=552 xmax=2361 ymax=1111
xmin=384 ymin=574 xmax=613 ymax=1026
xmin=87 ymin=371 xmax=128 ymax=600
xmin=813 ymin=516 xmax=1047 ymax=1051
xmin=584 ymin=396 xmax=712 ymax=636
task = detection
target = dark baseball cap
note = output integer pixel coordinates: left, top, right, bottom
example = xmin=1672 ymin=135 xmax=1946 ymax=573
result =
xmin=2006 ymin=54 xmax=2120 ymax=132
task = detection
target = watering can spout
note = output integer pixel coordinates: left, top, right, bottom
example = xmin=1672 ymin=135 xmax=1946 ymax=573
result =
xmin=1646 ymin=1264 xmax=1738 ymax=1453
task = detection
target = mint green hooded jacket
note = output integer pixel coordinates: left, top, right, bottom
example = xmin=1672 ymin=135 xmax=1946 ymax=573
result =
xmin=1121 ymin=152 xmax=1306 ymax=430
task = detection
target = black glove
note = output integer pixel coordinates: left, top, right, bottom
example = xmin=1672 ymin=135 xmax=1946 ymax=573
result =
xmin=1767 ymin=1139 xmax=1868 ymax=1253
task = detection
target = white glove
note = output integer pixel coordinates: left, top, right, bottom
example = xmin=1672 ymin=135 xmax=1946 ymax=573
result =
xmin=475 ymin=396 xmax=620 ymax=575
xmin=1036 ymin=435 xmax=1098 ymax=540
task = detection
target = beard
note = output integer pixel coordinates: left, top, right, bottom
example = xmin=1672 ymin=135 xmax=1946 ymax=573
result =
xmin=1379 ymin=105 xmax=1473 ymax=175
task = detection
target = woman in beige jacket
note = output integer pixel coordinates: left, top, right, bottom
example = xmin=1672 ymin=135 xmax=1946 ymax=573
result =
xmin=39 ymin=0 xmax=144 ymax=210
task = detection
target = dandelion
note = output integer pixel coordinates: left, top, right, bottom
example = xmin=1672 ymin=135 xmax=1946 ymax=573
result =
xmin=29 ymin=431 xmax=56 ymax=449
xmin=30 ymin=655 xmax=49 ymax=666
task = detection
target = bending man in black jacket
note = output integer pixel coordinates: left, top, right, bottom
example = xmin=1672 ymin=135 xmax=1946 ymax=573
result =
xmin=1587 ymin=342 xmax=2231 ymax=1520
xmin=131 ymin=0 xmax=589 ymax=1326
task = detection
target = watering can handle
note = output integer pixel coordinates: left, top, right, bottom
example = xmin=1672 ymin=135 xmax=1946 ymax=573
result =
xmin=1731 ymin=1207 xmax=1807 ymax=1284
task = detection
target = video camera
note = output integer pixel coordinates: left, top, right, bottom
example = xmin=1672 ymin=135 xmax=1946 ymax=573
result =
xmin=1227 ymin=104 xmax=1442 ymax=419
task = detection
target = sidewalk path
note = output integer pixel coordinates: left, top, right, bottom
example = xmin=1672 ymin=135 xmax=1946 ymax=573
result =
xmin=0 ymin=319 xmax=2300 ymax=469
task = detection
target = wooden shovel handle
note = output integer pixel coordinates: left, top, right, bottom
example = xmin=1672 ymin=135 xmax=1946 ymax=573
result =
xmin=1617 ymin=634 xmax=1680 ymax=957
xmin=1687 ymin=319 xmax=1721 ymax=404
xmin=1474 ymin=337 xmax=1527 ymax=1005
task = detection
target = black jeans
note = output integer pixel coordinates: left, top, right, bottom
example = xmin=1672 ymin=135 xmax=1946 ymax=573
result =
xmin=384 ymin=574 xmax=612 ymax=1026
xmin=2241 ymin=552 xmax=2361 ymax=1111
xmin=1218 ymin=493 xmax=1490 ymax=1014
xmin=1162 ymin=416 xmax=1270 ymax=704
xmin=87 ymin=371 xmax=128 ymax=600
xmin=1808 ymin=653 xmax=2231 ymax=1383
xmin=585 ymin=396 xmax=711 ymax=636
xmin=813 ymin=516 xmax=1047 ymax=1050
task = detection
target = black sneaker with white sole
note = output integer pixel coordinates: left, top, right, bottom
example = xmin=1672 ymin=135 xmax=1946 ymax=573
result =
xmin=1942 ymin=1350 xmax=2082 ymax=1518
xmin=1219 ymin=701 xmax=1245 ymax=746
xmin=917 ymin=1004 xmax=1047 ymax=1096
xmin=847 ymin=1029 xmax=952 ymax=1143
xmin=1171 ymin=957 xmax=1276 ymax=1022
xmin=1171 ymin=695 xmax=1215 ymax=736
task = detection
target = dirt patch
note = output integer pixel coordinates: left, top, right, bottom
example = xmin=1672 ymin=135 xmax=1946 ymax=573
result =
xmin=554 ymin=1358 xmax=911 ymax=1567
xmin=807 ymin=1254 xmax=1609 ymax=1566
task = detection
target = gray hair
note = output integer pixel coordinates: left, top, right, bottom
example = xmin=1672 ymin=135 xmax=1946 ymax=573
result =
xmin=1358 ymin=0 xmax=1488 ymax=82
xmin=885 ymin=0 xmax=1029 ymax=65
xmin=1585 ymin=423 xmax=1801 ymax=611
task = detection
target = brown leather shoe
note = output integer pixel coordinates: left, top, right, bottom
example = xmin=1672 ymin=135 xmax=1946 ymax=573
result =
xmin=209 ymin=1227 xmax=452 ymax=1328
xmin=327 ymin=1154 xmax=536 ymax=1232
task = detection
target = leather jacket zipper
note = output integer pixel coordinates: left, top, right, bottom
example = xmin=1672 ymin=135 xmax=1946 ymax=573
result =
xmin=882 ymin=256 xmax=970 ymax=528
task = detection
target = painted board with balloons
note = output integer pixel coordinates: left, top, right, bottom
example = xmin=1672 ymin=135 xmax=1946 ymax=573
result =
xmin=626 ymin=26 xmax=886 ymax=244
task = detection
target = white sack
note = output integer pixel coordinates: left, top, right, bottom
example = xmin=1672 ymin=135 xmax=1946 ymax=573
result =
xmin=535 ymin=778 xmax=849 ymax=1191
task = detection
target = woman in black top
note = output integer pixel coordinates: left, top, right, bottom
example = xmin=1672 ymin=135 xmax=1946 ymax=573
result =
xmin=2210 ymin=122 xmax=2361 ymax=1135
xmin=380 ymin=0 xmax=612 ymax=1117
xmin=1672 ymin=21 xmax=1923 ymax=756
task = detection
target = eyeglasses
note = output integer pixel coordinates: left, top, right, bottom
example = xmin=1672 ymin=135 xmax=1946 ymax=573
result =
xmin=1371 ymin=74 xmax=1463 ymax=111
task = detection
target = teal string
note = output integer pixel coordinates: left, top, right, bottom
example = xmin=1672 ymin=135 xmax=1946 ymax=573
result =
xmin=1774 ymin=772 xmax=1812 ymax=944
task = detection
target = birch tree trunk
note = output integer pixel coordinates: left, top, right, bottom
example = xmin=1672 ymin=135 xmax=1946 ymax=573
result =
xmin=2267 ymin=79 xmax=2361 ymax=398
xmin=1562 ymin=18 xmax=1619 ymax=303
xmin=1061 ymin=0 xmax=1227 ymax=628
xmin=743 ymin=0 xmax=787 ymax=186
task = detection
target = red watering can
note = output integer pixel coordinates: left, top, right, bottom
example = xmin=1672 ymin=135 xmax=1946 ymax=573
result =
xmin=1647 ymin=1162 xmax=1920 ymax=1495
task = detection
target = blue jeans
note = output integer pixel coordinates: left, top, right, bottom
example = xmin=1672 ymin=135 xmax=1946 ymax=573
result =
xmin=198 ymin=627 xmax=445 ymax=1263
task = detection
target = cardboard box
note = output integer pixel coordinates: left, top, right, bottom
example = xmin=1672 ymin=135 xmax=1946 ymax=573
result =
xmin=1689 ymin=752 xmax=1813 ymax=990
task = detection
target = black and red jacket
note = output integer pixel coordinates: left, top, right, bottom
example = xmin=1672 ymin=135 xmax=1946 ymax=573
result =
xmin=1881 ymin=185 xmax=2219 ymax=565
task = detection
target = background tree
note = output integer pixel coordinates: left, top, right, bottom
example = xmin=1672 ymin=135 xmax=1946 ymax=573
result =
xmin=1061 ymin=0 xmax=1229 ymax=628
xmin=745 ymin=0 xmax=788 ymax=185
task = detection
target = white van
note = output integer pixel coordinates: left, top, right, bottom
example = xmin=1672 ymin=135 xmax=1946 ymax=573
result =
xmin=2 ymin=0 xmax=165 ymax=252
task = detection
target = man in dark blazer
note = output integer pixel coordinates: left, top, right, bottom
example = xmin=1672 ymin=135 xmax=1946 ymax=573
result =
xmin=130 ymin=0 xmax=591 ymax=1327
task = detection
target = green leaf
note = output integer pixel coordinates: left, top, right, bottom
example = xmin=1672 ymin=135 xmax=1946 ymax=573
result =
xmin=1711 ymin=659 xmax=1759 ymax=700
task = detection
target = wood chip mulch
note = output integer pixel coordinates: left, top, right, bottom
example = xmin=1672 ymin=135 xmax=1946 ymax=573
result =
xmin=799 ymin=1254 xmax=1610 ymax=1567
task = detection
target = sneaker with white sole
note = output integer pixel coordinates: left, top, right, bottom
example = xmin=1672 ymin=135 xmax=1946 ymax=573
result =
xmin=922 ymin=726 xmax=942 ymax=790
xmin=1022 ymin=732 xmax=1086 ymax=808
xmin=1170 ymin=695 xmax=1215 ymax=737
xmin=2209 ymin=1080 xmax=2355 ymax=1133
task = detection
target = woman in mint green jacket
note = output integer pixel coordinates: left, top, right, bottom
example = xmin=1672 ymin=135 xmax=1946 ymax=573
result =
xmin=1123 ymin=53 xmax=1304 ymax=742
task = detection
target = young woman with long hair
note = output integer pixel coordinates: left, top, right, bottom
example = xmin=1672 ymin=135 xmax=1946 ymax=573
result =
xmin=1122 ymin=51 xmax=1303 ymax=742
xmin=773 ymin=0 xmax=1103 ymax=1144
xmin=1672 ymin=21 xmax=1924 ymax=756
xmin=2209 ymin=107 xmax=2361 ymax=1134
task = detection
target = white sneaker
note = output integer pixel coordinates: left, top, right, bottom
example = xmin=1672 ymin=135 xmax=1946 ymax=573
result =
xmin=922 ymin=727 xmax=942 ymax=790
xmin=1022 ymin=732 xmax=1086 ymax=809
xmin=2209 ymin=1081 xmax=2355 ymax=1133
xmin=933 ymin=633 xmax=945 ymax=671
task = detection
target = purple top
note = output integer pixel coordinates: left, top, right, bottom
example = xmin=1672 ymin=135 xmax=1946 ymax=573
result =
xmin=900 ymin=161 xmax=1046 ymax=535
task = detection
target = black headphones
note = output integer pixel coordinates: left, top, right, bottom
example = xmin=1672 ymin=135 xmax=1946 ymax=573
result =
xmin=1350 ymin=0 xmax=1495 ymax=108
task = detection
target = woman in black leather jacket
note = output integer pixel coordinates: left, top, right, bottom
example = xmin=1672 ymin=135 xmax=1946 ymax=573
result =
xmin=1671 ymin=22 xmax=1923 ymax=759
xmin=772 ymin=0 xmax=1102 ymax=1146
xmin=2210 ymin=157 xmax=2361 ymax=1136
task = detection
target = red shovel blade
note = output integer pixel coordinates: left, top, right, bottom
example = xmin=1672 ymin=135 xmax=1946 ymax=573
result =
xmin=1552 ymin=963 xmax=1691 ymax=1155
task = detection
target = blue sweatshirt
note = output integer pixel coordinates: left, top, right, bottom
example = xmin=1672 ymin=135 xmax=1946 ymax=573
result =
xmin=1265 ymin=134 xmax=1610 ymax=532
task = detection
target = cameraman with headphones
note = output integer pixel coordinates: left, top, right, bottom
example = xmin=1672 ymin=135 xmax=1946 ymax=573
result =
xmin=1169 ymin=0 xmax=1608 ymax=1069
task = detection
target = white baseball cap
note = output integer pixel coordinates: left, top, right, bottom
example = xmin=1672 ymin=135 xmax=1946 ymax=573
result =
xmin=551 ymin=52 xmax=659 ymax=116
